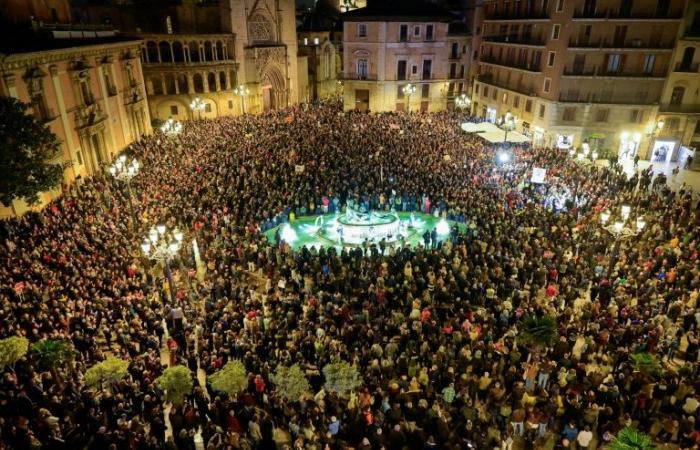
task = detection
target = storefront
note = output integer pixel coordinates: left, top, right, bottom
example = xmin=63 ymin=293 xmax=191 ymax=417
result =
xmin=618 ymin=132 xmax=642 ymax=160
xmin=486 ymin=107 xmax=497 ymax=123
xmin=650 ymin=139 xmax=678 ymax=163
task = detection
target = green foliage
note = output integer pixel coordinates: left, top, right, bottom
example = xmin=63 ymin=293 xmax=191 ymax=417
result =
xmin=271 ymin=364 xmax=311 ymax=402
xmin=323 ymin=361 xmax=362 ymax=394
xmin=518 ymin=314 xmax=558 ymax=349
xmin=0 ymin=97 xmax=63 ymax=206
xmin=31 ymin=339 xmax=76 ymax=371
xmin=609 ymin=427 xmax=656 ymax=450
xmin=209 ymin=360 xmax=248 ymax=398
xmin=156 ymin=365 xmax=193 ymax=406
xmin=0 ymin=336 xmax=29 ymax=370
xmin=629 ymin=352 xmax=664 ymax=377
xmin=85 ymin=357 xmax=130 ymax=389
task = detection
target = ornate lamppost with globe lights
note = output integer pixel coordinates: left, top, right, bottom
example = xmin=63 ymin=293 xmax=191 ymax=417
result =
xmin=161 ymin=118 xmax=182 ymax=137
xmin=190 ymin=97 xmax=205 ymax=120
xmin=402 ymin=83 xmax=417 ymax=113
xmin=600 ymin=205 xmax=646 ymax=276
xmin=141 ymin=225 xmax=183 ymax=303
xmin=455 ymin=93 xmax=471 ymax=111
xmin=497 ymin=111 xmax=517 ymax=145
xmin=108 ymin=155 xmax=140 ymax=223
xmin=234 ymin=84 xmax=250 ymax=114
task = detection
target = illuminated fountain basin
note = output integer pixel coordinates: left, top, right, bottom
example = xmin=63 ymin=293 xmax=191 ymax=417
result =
xmin=266 ymin=211 xmax=462 ymax=251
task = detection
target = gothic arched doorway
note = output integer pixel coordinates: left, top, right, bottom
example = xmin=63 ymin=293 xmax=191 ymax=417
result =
xmin=261 ymin=66 xmax=286 ymax=112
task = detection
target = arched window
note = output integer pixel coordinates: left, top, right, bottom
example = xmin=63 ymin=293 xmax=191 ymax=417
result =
xmin=172 ymin=41 xmax=185 ymax=63
xmin=204 ymin=42 xmax=213 ymax=61
xmin=165 ymin=74 xmax=176 ymax=94
xmin=219 ymin=71 xmax=227 ymax=90
xmin=671 ymin=86 xmax=685 ymax=105
xmin=357 ymin=59 xmax=368 ymax=79
xmin=177 ymin=74 xmax=188 ymax=94
xmin=159 ymin=42 xmax=172 ymax=63
xmin=208 ymin=72 xmax=217 ymax=91
xmin=146 ymin=41 xmax=159 ymax=63
xmin=193 ymin=73 xmax=204 ymax=93
xmin=189 ymin=41 xmax=200 ymax=62
xmin=216 ymin=41 xmax=225 ymax=60
xmin=681 ymin=47 xmax=696 ymax=70
xmin=150 ymin=76 xmax=163 ymax=95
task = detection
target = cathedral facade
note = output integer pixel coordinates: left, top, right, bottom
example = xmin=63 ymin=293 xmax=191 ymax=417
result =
xmin=75 ymin=0 xmax=305 ymax=120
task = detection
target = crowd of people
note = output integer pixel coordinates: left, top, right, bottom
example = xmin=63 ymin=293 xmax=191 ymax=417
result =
xmin=0 ymin=100 xmax=699 ymax=450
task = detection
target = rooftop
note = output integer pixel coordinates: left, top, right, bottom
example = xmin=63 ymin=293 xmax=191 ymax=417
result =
xmin=0 ymin=27 xmax=141 ymax=55
xmin=342 ymin=0 xmax=452 ymax=22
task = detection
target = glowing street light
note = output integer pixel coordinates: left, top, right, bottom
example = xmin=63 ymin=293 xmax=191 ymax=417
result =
xmin=497 ymin=111 xmax=517 ymax=144
xmin=161 ymin=118 xmax=182 ymax=137
xmin=108 ymin=155 xmax=140 ymax=223
xmin=234 ymin=84 xmax=250 ymax=114
xmin=402 ymin=83 xmax=417 ymax=113
xmin=141 ymin=224 xmax=184 ymax=302
xmin=190 ymin=97 xmax=205 ymax=120
xmin=600 ymin=205 xmax=645 ymax=276
xmin=455 ymin=93 xmax=471 ymax=110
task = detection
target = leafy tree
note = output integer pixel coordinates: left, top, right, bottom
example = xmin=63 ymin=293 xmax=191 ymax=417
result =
xmin=31 ymin=339 xmax=76 ymax=372
xmin=0 ymin=336 xmax=29 ymax=371
xmin=518 ymin=314 xmax=558 ymax=350
xmin=209 ymin=360 xmax=248 ymax=398
xmin=0 ymin=97 xmax=63 ymax=207
xmin=156 ymin=365 xmax=193 ymax=406
xmin=323 ymin=361 xmax=362 ymax=394
xmin=85 ymin=357 xmax=130 ymax=391
xmin=271 ymin=364 xmax=311 ymax=402
xmin=609 ymin=427 xmax=656 ymax=450
xmin=629 ymin=352 xmax=664 ymax=378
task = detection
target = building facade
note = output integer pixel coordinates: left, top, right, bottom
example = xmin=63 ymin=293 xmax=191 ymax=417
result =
xmin=655 ymin=0 xmax=700 ymax=164
xmin=342 ymin=1 xmax=472 ymax=113
xmin=0 ymin=39 xmax=151 ymax=217
xmin=298 ymin=31 xmax=342 ymax=102
xmin=471 ymin=0 xmax=686 ymax=159
xmin=75 ymin=0 xmax=305 ymax=120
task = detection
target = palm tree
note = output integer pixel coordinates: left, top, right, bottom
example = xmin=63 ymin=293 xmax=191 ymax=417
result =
xmin=609 ymin=427 xmax=656 ymax=450
xmin=31 ymin=339 xmax=76 ymax=385
xmin=629 ymin=352 xmax=664 ymax=378
xmin=518 ymin=314 xmax=558 ymax=351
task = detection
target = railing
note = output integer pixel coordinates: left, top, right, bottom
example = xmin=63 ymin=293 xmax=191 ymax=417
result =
xmin=483 ymin=11 xmax=549 ymax=20
xmin=573 ymin=8 xmax=682 ymax=19
xmin=480 ymin=56 xmax=542 ymax=72
xmin=562 ymin=65 xmax=666 ymax=78
xmin=568 ymin=38 xmax=674 ymax=49
xmin=340 ymin=73 xmax=378 ymax=81
xmin=483 ymin=35 xmax=546 ymax=46
xmin=674 ymin=63 xmax=699 ymax=72
xmin=476 ymin=74 xmax=535 ymax=96
xmin=658 ymin=103 xmax=700 ymax=113
xmin=558 ymin=92 xmax=657 ymax=104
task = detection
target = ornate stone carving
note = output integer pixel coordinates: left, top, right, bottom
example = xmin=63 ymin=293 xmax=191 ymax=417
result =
xmin=248 ymin=13 xmax=274 ymax=43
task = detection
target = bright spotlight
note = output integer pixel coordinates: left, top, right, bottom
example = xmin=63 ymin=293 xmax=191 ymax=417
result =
xmin=497 ymin=152 xmax=510 ymax=163
xmin=281 ymin=224 xmax=298 ymax=243
xmin=436 ymin=219 xmax=450 ymax=236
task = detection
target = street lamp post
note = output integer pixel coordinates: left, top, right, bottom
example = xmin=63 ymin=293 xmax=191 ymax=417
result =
xmin=161 ymin=118 xmax=182 ymax=138
xmin=455 ymin=93 xmax=471 ymax=111
xmin=498 ymin=112 xmax=516 ymax=145
xmin=108 ymin=155 xmax=140 ymax=223
xmin=402 ymin=83 xmax=417 ymax=113
xmin=234 ymin=84 xmax=250 ymax=114
xmin=600 ymin=205 xmax=646 ymax=276
xmin=141 ymin=225 xmax=184 ymax=303
xmin=190 ymin=97 xmax=205 ymax=120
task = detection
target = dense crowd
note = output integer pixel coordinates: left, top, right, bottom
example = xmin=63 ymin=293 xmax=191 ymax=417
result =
xmin=0 ymin=101 xmax=699 ymax=450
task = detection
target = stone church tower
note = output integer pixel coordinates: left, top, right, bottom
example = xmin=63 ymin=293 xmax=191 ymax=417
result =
xmin=224 ymin=0 xmax=300 ymax=110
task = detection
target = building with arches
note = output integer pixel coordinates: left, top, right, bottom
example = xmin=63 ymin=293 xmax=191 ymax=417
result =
xmin=73 ymin=0 xmax=305 ymax=120
xmin=0 ymin=38 xmax=151 ymax=217
xmin=655 ymin=0 xmax=700 ymax=163
xmin=298 ymin=31 xmax=343 ymax=102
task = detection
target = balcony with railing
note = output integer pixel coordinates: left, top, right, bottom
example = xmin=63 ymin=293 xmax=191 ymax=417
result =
xmin=341 ymin=72 xmax=378 ymax=81
xmin=480 ymin=55 xmax=542 ymax=73
xmin=659 ymin=103 xmax=700 ymax=113
xmin=476 ymin=73 xmax=535 ymax=96
xmin=572 ymin=8 xmax=683 ymax=20
xmin=562 ymin=65 xmax=667 ymax=78
xmin=483 ymin=10 xmax=549 ymax=21
xmin=674 ymin=63 xmax=699 ymax=73
xmin=567 ymin=38 xmax=674 ymax=50
xmin=483 ymin=35 xmax=546 ymax=47
xmin=558 ymin=92 xmax=657 ymax=104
